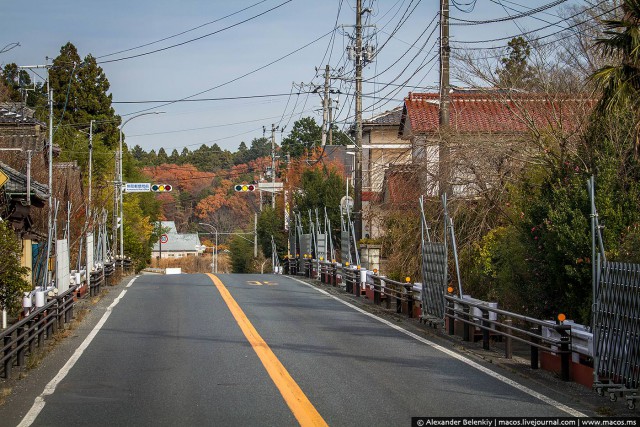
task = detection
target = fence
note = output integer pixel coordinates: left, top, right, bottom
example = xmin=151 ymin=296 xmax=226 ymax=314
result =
xmin=592 ymin=261 xmax=640 ymax=409
xmin=297 ymin=260 xmax=593 ymax=389
xmin=1 ymin=285 xmax=77 ymax=379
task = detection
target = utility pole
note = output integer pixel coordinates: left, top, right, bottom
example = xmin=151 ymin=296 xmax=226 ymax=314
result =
xmin=18 ymin=63 xmax=53 ymax=286
xmin=328 ymin=98 xmax=335 ymax=146
xmin=88 ymin=120 xmax=94 ymax=230
xmin=87 ymin=120 xmax=94 ymax=291
xmin=254 ymin=212 xmax=258 ymax=258
xmin=270 ymin=124 xmax=278 ymax=209
xmin=439 ymin=0 xmax=452 ymax=197
xmin=321 ymin=65 xmax=330 ymax=146
xmin=354 ymin=0 xmax=364 ymax=244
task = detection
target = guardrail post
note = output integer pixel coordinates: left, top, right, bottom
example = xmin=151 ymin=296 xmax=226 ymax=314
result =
xmin=447 ymin=299 xmax=455 ymax=335
xmin=28 ymin=319 xmax=35 ymax=354
xmin=57 ymin=298 xmax=64 ymax=330
xmin=37 ymin=313 xmax=45 ymax=349
xmin=354 ymin=269 xmax=360 ymax=297
xmin=407 ymin=287 xmax=414 ymax=318
xmin=3 ymin=335 xmax=12 ymax=378
xmin=345 ymin=268 xmax=352 ymax=294
xmin=17 ymin=325 xmax=27 ymax=367
xmin=481 ymin=308 xmax=490 ymax=350
xmin=504 ymin=318 xmax=513 ymax=359
xmin=69 ymin=294 xmax=74 ymax=322
xmin=373 ymin=276 xmax=381 ymax=305
xmin=463 ymin=305 xmax=471 ymax=342
xmin=64 ymin=295 xmax=70 ymax=324
xmin=396 ymin=285 xmax=402 ymax=314
xmin=557 ymin=325 xmax=571 ymax=381
xmin=385 ymin=280 xmax=391 ymax=310
xmin=530 ymin=325 xmax=541 ymax=369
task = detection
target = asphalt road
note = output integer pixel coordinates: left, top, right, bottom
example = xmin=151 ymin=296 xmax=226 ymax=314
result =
xmin=2 ymin=273 xmax=597 ymax=426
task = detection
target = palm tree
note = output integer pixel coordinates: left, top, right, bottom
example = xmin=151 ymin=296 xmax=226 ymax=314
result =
xmin=591 ymin=0 xmax=640 ymax=155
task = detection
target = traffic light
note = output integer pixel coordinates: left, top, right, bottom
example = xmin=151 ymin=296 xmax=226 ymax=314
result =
xmin=151 ymin=184 xmax=172 ymax=192
xmin=234 ymin=184 xmax=255 ymax=192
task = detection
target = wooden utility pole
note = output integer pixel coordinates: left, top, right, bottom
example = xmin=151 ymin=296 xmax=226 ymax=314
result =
xmin=439 ymin=0 xmax=452 ymax=197
xmin=354 ymin=0 xmax=363 ymax=243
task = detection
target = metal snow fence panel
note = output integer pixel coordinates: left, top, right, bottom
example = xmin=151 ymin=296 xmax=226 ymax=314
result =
xmin=421 ymin=241 xmax=447 ymax=321
xmin=340 ymin=231 xmax=350 ymax=264
xmin=593 ymin=261 xmax=640 ymax=405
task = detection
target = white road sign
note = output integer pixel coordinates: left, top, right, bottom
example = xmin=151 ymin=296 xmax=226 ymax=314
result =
xmin=125 ymin=183 xmax=151 ymax=192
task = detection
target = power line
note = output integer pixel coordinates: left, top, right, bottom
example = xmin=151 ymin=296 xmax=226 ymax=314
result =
xmin=129 ymin=108 xmax=316 ymax=138
xmin=452 ymin=0 xmax=610 ymax=45
xmin=122 ymin=28 xmax=335 ymax=117
xmin=112 ymin=92 xmax=311 ymax=104
xmin=450 ymin=0 xmax=569 ymax=25
xmin=97 ymin=0 xmax=293 ymax=64
xmin=451 ymin=4 xmax=620 ymax=52
xmin=96 ymin=0 xmax=269 ymax=59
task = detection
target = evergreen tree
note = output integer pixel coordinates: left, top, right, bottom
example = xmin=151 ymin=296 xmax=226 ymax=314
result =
xmin=229 ymin=234 xmax=254 ymax=273
xmin=157 ymin=147 xmax=169 ymax=164
xmin=131 ymin=145 xmax=146 ymax=162
xmin=496 ymin=37 xmax=535 ymax=89
xmin=169 ymin=148 xmax=180 ymax=164
xmin=0 ymin=222 xmax=31 ymax=316
xmin=281 ymin=117 xmax=322 ymax=157
xmin=234 ymin=141 xmax=249 ymax=165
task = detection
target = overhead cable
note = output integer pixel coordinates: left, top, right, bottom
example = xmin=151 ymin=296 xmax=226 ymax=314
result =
xmin=98 ymin=0 xmax=293 ymax=64
xmin=96 ymin=0 xmax=269 ymax=59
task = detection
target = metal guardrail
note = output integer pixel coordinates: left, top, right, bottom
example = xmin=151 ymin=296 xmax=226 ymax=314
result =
xmin=310 ymin=260 xmax=577 ymax=382
xmin=318 ymin=261 xmax=418 ymax=317
xmin=1 ymin=285 xmax=77 ymax=379
xmin=444 ymin=294 xmax=573 ymax=381
xmin=89 ymin=270 xmax=105 ymax=297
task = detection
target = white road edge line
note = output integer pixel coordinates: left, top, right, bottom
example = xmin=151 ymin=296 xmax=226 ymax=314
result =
xmin=17 ymin=280 xmax=135 ymax=427
xmin=290 ymin=277 xmax=587 ymax=418
xmin=126 ymin=276 xmax=139 ymax=288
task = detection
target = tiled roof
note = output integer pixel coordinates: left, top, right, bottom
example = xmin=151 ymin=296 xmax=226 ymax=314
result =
xmin=364 ymin=107 xmax=403 ymax=126
xmin=0 ymin=103 xmax=45 ymax=126
xmin=0 ymin=161 xmax=49 ymax=200
xmin=400 ymin=92 xmax=593 ymax=135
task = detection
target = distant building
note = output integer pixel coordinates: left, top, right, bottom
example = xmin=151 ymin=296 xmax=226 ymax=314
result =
xmin=151 ymin=221 xmax=201 ymax=259
xmin=0 ymin=103 xmax=51 ymax=286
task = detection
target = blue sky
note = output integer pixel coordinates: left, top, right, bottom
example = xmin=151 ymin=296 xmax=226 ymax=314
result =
xmin=2 ymin=0 xmax=588 ymax=153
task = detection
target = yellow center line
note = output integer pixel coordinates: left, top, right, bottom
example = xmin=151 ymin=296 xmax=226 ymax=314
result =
xmin=207 ymin=274 xmax=328 ymax=427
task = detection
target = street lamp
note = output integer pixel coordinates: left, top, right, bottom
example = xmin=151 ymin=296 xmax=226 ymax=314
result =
xmin=198 ymin=223 xmax=218 ymax=274
xmin=117 ymin=111 xmax=164 ymax=268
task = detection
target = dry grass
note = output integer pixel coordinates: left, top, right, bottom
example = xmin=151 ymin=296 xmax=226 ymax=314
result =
xmin=0 ymin=387 xmax=12 ymax=406
xmin=151 ymin=254 xmax=230 ymax=274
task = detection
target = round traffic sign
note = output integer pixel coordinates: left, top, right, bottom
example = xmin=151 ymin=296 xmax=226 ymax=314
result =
xmin=160 ymin=234 xmax=169 ymax=244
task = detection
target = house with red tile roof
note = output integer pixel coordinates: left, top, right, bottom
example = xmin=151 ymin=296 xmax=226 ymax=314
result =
xmin=394 ymin=91 xmax=592 ymax=200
